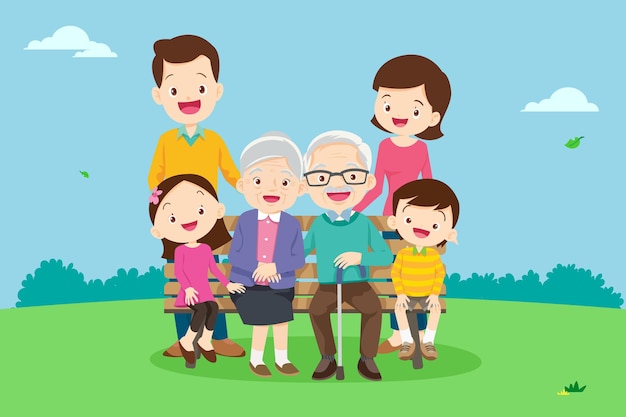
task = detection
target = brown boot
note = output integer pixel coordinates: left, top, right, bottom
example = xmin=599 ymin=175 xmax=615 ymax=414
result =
xmin=311 ymin=357 xmax=337 ymax=380
xmin=163 ymin=341 xmax=182 ymax=357
xmin=178 ymin=341 xmax=196 ymax=368
xmin=398 ymin=342 xmax=416 ymax=360
xmin=275 ymin=362 xmax=299 ymax=376
xmin=249 ymin=363 xmax=272 ymax=378
xmin=198 ymin=345 xmax=217 ymax=363
xmin=357 ymin=357 xmax=382 ymax=381
xmin=377 ymin=340 xmax=401 ymax=354
xmin=213 ymin=338 xmax=246 ymax=357
xmin=421 ymin=342 xmax=438 ymax=360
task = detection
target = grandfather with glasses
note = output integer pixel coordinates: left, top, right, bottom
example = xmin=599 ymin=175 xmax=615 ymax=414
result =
xmin=302 ymin=130 xmax=393 ymax=381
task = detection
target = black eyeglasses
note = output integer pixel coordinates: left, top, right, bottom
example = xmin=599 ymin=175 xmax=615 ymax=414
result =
xmin=303 ymin=169 xmax=369 ymax=187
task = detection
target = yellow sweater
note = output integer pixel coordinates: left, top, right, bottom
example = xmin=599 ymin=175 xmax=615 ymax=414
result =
xmin=390 ymin=246 xmax=445 ymax=296
xmin=148 ymin=128 xmax=239 ymax=191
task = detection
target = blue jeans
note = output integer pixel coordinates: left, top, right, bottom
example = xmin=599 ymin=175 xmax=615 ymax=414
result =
xmin=383 ymin=231 xmax=427 ymax=332
xmin=168 ymin=257 xmax=228 ymax=340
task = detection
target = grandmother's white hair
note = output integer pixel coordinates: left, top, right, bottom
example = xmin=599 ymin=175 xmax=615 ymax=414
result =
xmin=303 ymin=130 xmax=372 ymax=171
xmin=240 ymin=131 xmax=303 ymax=178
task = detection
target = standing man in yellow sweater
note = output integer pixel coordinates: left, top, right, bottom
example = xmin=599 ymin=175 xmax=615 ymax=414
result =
xmin=386 ymin=179 xmax=460 ymax=361
xmin=149 ymin=34 xmax=243 ymax=358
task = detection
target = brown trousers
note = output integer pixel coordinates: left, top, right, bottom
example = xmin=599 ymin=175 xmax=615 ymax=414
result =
xmin=309 ymin=281 xmax=382 ymax=358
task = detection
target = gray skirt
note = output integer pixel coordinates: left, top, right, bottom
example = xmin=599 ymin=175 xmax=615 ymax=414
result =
xmin=230 ymin=285 xmax=295 ymax=325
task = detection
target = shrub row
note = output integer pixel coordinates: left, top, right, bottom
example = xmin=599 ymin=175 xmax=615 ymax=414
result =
xmin=15 ymin=259 xmax=623 ymax=309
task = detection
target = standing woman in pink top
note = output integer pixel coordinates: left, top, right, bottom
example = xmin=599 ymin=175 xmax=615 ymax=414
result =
xmin=149 ymin=174 xmax=245 ymax=368
xmin=353 ymin=55 xmax=451 ymax=357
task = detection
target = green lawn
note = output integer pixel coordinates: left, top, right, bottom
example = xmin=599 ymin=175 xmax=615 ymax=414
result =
xmin=1 ymin=299 xmax=623 ymax=415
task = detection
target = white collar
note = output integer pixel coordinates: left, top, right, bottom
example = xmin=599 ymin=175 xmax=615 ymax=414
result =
xmin=257 ymin=210 xmax=281 ymax=222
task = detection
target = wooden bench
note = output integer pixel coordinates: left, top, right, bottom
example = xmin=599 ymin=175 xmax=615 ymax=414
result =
xmin=163 ymin=215 xmax=447 ymax=369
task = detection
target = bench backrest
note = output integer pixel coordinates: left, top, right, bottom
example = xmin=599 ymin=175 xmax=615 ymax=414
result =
xmin=163 ymin=215 xmax=447 ymax=313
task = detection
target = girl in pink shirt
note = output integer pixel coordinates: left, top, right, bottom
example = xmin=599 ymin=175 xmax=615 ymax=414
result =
xmin=353 ymin=55 xmax=452 ymax=357
xmin=149 ymin=174 xmax=245 ymax=368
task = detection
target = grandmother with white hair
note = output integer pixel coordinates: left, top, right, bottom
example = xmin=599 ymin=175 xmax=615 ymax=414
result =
xmin=228 ymin=132 xmax=306 ymax=378
xmin=302 ymin=130 xmax=393 ymax=381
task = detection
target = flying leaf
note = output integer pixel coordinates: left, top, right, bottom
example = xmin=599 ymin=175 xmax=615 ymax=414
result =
xmin=79 ymin=170 xmax=89 ymax=178
xmin=564 ymin=136 xmax=584 ymax=149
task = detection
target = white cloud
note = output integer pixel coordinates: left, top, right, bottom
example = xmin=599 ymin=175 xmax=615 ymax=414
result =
xmin=24 ymin=25 xmax=117 ymax=58
xmin=73 ymin=43 xmax=117 ymax=58
xmin=521 ymin=87 xmax=598 ymax=112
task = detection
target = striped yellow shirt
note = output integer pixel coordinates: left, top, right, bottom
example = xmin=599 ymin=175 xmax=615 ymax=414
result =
xmin=148 ymin=128 xmax=239 ymax=191
xmin=391 ymin=246 xmax=445 ymax=296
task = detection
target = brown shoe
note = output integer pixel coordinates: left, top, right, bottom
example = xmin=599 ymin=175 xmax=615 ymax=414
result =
xmin=178 ymin=341 xmax=196 ymax=368
xmin=213 ymin=338 xmax=246 ymax=357
xmin=249 ymin=362 xmax=272 ymax=378
xmin=275 ymin=362 xmax=299 ymax=376
xmin=421 ymin=342 xmax=438 ymax=360
xmin=377 ymin=340 xmax=401 ymax=354
xmin=312 ymin=358 xmax=337 ymax=380
xmin=163 ymin=341 xmax=183 ymax=357
xmin=398 ymin=342 xmax=416 ymax=360
xmin=357 ymin=357 xmax=382 ymax=381
xmin=198 ymin=345 xmax=217 ymax=363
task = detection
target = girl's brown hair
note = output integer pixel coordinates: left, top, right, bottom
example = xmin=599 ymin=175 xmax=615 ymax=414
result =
xmin=372 ymin=55 xmax=451 ymax=140
xmin=152 ymin=35 xmax=220 ymax=87
xmin=149 ymin=174 xmax=232 ymax=259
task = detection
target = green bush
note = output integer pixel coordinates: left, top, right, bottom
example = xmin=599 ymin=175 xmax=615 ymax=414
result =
xmin=17 ymin=259 xmax=89 ymax=307
xmin=16 ymin=260 xmax=624 ymax=309
xmin=17 ymin=259 xmax=166 ymax=307
xmin=445 ymin=264 xmax=623 ymax=308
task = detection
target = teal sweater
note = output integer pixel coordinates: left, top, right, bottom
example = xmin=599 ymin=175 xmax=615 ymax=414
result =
xmin=304 ymin=212 xmax=393 ymax=285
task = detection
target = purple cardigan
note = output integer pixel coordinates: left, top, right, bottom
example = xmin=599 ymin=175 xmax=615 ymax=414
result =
xmin=228 ymin=209 xmax=305 ymax=289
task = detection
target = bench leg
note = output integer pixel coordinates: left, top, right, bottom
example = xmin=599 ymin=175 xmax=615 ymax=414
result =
xmin=193 ymin=327 xmax=204 ymax=360
xmin=407 ymin=311 xmax=423 ymax=369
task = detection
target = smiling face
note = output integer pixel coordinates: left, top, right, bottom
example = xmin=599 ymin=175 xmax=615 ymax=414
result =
xmin=305 ymin=143 xmax=375 ymax=213
xmin=237 ymin=157 xmax=305 ymax=214
xmin=151 ymin=180 xmax=225 ymax=244
xmin=152 ymin=55 xmax=223 ymax=125
xmin=388 ymin=199 xmax=456 ymax=248
xmin=374 ymin=85 xmax=441 ymax=137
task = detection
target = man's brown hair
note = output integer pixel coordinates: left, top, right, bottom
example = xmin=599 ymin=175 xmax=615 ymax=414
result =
xmin=372 ymin=55 xmax=451 ymax=140
xmin=392 ymin=179 xmax=459 ymax=247
xmin=148 ymin=174 xmax=232 ymax=259
xmin=152 ymin=35 xmax=220 ymax=87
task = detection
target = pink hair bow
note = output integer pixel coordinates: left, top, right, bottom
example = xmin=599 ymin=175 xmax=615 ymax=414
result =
xmin=149 ymin=187 xmax=163 ymax=205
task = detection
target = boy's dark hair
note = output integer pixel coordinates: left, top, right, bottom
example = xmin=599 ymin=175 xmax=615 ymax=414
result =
xmin=149 ymin=174 xmax=232 ymax=259
xmin=152 ymin=35 xmax=220 ymax=87
xmin=371 ymin=55 xmax=451 ymax=140
xmin=392 ymin=179 xmax=459 ymax=247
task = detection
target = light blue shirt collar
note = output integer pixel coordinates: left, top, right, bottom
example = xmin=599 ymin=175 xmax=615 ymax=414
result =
xmin=177 ymin=125 xmax=205 ymax=146
xmin=326 ymin=208 xmax=354 ymax=222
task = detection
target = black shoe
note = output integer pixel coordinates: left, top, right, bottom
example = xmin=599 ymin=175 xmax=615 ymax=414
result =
xmin=312 ymin=357 xmax=337 ymax=380
xmin=357 ymin=357 xmax=381 ymax=381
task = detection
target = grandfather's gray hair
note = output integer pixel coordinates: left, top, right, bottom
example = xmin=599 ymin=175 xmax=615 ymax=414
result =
xmin=303 ymin=130 xmax=372 ymax=171
xmin=240 ymin=131 xmax=304 ymax=178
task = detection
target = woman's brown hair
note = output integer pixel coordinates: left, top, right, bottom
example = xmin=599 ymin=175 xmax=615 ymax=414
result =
xmin=371 ymin=55 xmax=451 ymax=140
xmin=152 ymin=35 xmax=220 ymax=87
xmin=149 ymin=174 xmax=232 ymax=259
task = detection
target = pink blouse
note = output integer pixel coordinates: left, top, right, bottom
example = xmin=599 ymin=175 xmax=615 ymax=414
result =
xmin=174 ymin=244 xmax=229 ymax=307
xmin=354 ymin=138 xmax=432 ymax=215
xmin=255 ymin=212 xmax=280 ymax=286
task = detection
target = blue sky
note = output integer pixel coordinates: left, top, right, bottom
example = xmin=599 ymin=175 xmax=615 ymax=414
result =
xmin=2 ymin=0 xmax=624 ymax=308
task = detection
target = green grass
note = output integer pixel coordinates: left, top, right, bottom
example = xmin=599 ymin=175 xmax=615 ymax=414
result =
xmin=1 ymin=299 xmax=623 ymax=415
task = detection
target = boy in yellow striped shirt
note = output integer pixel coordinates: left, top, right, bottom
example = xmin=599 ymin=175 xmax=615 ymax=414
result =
xmin=387 ymin=179 xmax=459 ymax=360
